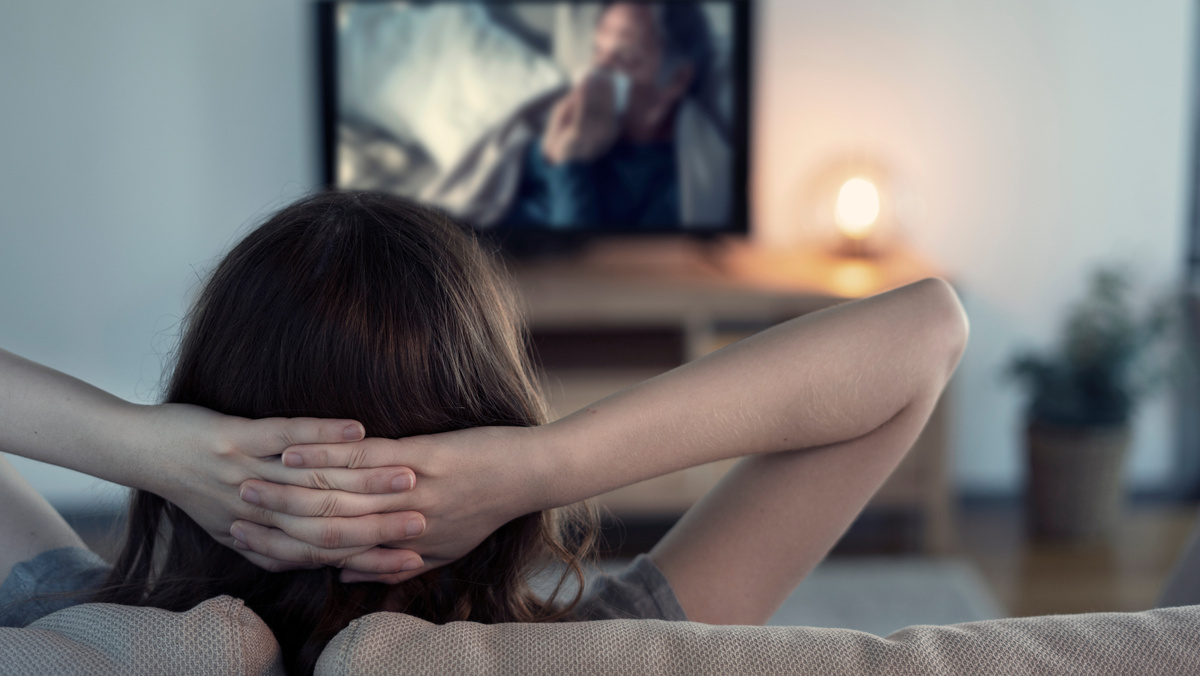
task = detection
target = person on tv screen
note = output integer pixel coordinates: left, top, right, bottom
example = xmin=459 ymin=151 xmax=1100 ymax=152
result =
xmin=501 ymin=2 xmax=714 ymax=230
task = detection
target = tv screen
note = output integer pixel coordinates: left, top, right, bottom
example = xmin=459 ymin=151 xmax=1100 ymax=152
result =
xmin=319 ymin=1 xmax=751 ymax=235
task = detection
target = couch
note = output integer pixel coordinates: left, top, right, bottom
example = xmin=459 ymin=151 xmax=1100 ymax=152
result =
xmin=5 ymin=522 xmax=1200 ymax=675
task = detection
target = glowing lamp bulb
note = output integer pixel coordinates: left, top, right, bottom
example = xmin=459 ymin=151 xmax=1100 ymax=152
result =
xmin=834 ymin=177 xmax=880 ymax=240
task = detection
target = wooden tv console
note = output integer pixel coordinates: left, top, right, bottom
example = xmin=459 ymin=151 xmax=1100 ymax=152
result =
xmin=507 ymin=237 xmax=955 ymax=554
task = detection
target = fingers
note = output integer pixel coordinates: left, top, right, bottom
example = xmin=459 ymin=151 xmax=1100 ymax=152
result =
xmin=235 ymin=548 xmax=323 ymax=574
xmin=231 ymin=520 xmax=425 ymax=574
xmin=339 ymin=549 xmax=426 ymax=579
xmin=239 ymin=479 xmax=415 ymax=518
xmin=280 ymin=438 xmax=411 ymax=469
xmin=267 ymin=510 xmax=427 ymax=550
xmin=241 ymin=417 xmax=365 ymax=458
xmin=253 ymin=463 xmax=416 ymax=494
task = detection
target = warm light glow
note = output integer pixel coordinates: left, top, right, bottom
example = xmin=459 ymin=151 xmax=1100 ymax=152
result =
xmin=834 ymin=177 xmax=880 ymax=240
xmin=829 ymin=259 xmax=881 ymax=297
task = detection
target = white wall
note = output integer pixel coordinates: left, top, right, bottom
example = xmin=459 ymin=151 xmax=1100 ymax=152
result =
xmin=0 ymin=0 xmax=1194 ymax=506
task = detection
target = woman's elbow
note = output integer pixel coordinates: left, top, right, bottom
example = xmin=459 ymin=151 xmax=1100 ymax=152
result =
xmin=912 ymin=277 xmax=970 ymax=381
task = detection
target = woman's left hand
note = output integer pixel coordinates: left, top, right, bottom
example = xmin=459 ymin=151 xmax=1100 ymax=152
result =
xmin=138 ymin=403 xmax=428 ymax=577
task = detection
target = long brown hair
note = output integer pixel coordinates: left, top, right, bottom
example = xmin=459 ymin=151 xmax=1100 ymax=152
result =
xmin=92 ymin=191 xmax=599 ymax=675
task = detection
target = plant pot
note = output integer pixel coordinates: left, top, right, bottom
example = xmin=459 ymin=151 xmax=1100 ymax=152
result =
xmin=1024 ymin=421 xmax=1132 ymax=540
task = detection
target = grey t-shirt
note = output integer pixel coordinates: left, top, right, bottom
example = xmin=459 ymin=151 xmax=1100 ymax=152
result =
xmin=0 ymin=547 xmax=110 ymax=628
xmin=571 ymin=553 xmax=689 ymax=622
xmin=0 ymin=547 xmax=687 ymax=628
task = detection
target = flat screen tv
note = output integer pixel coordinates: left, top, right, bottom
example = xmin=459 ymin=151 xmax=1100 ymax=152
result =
xmin=318 ymin=1 xmax=752 ymax=242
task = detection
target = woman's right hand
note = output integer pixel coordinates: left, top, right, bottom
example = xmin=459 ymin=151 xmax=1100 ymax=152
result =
xmin=229 ymin=425 xmax=558 ymax=584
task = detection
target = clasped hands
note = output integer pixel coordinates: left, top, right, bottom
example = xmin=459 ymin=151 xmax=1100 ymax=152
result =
xmin=147 ymin=403 xmax=552 ymax=585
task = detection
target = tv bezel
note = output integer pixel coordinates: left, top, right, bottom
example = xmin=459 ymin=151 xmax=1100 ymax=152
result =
xmin=316 ymin=0 xmax=753 ymax=241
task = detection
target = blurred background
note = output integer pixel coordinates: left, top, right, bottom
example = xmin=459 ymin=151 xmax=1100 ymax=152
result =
xmin=1 ymin=0 xmax=1196 ymax=632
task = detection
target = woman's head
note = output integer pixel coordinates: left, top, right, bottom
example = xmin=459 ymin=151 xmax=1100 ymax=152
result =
xmin=95 ymin=191 xmax=596 ymax=675
xmin=172 ymin=190 xmax=546 ymax=437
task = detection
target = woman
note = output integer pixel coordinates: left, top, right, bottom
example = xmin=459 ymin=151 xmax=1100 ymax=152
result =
xmin=0 ymin=191 xmax=968 ymax=673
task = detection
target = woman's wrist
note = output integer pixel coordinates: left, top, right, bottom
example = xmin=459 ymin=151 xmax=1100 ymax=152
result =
xmin=530 ymin=415 xmax=608 ymax=510
xmin=524 ymin=421 xmax=569 ymax=510
xmin=81 ymin=398 xmax=162 ymax=493
xmin=128 ymin=401 xmax=251 ymax=499
xmin=121 ymin=401 xmax=180 ymax=495
xmin=122 ymin=400 xmax=247 ymax=499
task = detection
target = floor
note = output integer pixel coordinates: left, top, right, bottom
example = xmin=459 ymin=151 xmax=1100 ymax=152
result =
xmin=955 ymin=502 xmax=1198 ymax=617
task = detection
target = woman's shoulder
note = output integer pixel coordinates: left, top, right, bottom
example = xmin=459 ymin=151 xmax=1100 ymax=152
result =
xmin=569 ymin=553 xmax=689 ymax=622
xmin=0 ymin=546 xmax=111 ymax=628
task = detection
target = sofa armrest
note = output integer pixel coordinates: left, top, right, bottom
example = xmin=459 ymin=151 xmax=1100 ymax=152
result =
xmin=317 ymin=605 xmax=1200 ymax=676
xmin=0 ymin=595 xmax=282 ymax=676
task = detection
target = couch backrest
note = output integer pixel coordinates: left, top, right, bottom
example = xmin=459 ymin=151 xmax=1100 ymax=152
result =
xmin=315 ymin=604 xmax=1200 ymax=676
xmin=5 ymin=593 xmax=1200 ymax=675
xmin=0 ymin=595 xmax=282 ymax=676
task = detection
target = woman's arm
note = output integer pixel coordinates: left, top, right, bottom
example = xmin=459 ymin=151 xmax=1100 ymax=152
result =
xmin=242 ymin=278 xmax=967 ymax=600
xmin=542 ymin=277 xmax=966 ymax=506
xmin=0 ymin=348 xmax=426 ymax=578
xmin=548 ymin=277 xmax=967 ymax=623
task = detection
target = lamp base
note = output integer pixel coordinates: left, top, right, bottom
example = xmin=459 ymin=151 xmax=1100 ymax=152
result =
xmin=837 ymin=236 xmax=882 ymax=259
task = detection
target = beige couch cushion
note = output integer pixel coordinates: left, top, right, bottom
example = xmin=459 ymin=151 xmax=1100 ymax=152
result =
xmin=0 ymin=595 xmax=282 ymax=676
xmin=315 ymin=605 xmax=1200 ymax=676
xmin=4 ymin=592 xmax=1200 ymax=675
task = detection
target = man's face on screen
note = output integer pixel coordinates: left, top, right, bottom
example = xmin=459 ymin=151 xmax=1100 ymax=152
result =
xmin=593 ymin=4 xmax=663 ymax=90
xmin=592 ymin=3 xmax=692 ymax=140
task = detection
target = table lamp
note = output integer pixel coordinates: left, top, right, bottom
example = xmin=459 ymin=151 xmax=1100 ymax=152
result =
xmin=803 ymin=158 xmax=905 ymax=258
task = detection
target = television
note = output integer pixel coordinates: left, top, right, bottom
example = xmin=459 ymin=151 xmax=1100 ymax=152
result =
xmin=317 ymin=1 xmax=752 ymax=245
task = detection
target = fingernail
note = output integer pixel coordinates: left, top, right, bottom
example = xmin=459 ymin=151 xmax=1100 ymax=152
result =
xmin=240 ymin=486 xmax=260 ymax=504
xmin=343 ymin=424 xmax=363 ymax=440
xmin=231 ymin=525 xmax=246 ymax=542
xmin=233 ymin=539 xmax=248 ymax=550
xmin=405 ymin=519 xmax=424 ymax=537
xmin=391 ymin=473 xmax=413 ymax=492
xmin=401 ymin=559 xmax=422 ymax=571
xmin=282 ymin=452 xmax=304 ymax=467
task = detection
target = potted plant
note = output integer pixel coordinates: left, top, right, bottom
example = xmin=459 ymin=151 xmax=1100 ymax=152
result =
xmin=1007 ymin=265 xmax=1180 ymax=540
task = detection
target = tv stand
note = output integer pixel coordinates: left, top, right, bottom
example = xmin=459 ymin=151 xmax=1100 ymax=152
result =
xmin=507 ymin=239 xmax=955 ymax=554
